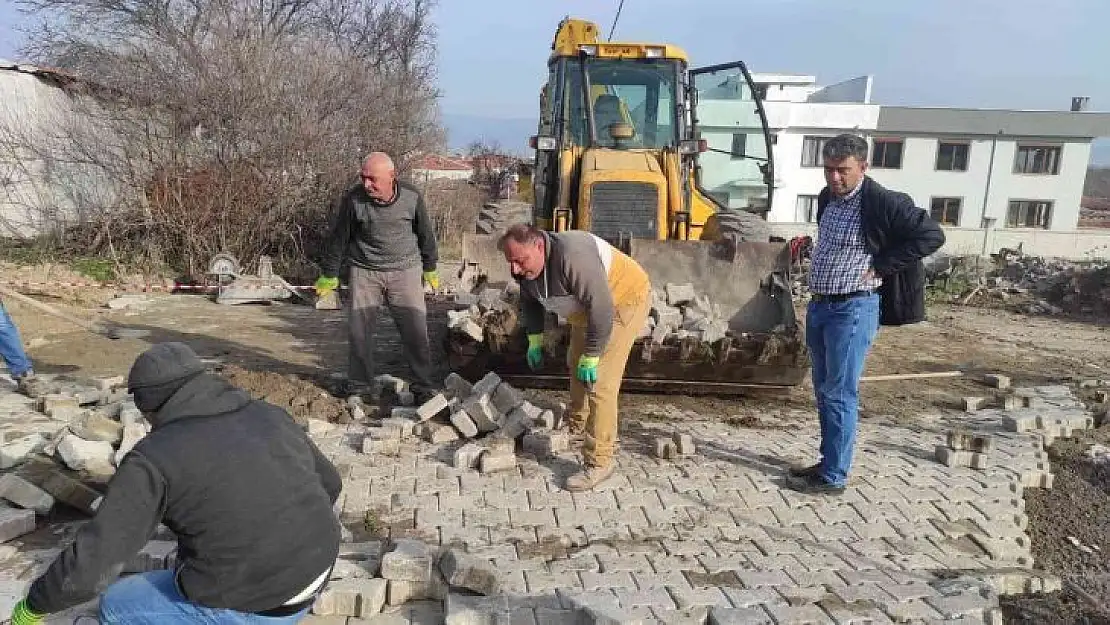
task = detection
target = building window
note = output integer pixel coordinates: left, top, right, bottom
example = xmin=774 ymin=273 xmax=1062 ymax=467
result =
xmin=1006 ymin=200 xmax=1053 ymax=229
xmin=929 ymin=197 xmax=962 ymax=226
xmin=801 ymin=136 xmax=830 ymax=167
xmin=871 ymin=139 xmax=903 ymax=169
xmin=731 ymin=133 xmax=746 ymax=160
xmin=795 ymin=195 xmax=819 ymax=223
xmin=1014 ymin=145 xmax=1061 ymax=175
xmin=936 ymin=142 xmax=969 ymax=171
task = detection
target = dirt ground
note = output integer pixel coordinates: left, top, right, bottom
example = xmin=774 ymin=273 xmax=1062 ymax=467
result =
xmin=3 ymin=271 xmax=1110 ymax=623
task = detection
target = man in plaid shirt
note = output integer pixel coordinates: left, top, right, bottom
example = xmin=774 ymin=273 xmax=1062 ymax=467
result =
xmin=787 ymin=134 xmax=944 ymax=495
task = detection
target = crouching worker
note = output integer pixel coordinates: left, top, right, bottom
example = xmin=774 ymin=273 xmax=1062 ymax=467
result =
xmin=9 ymin=342 xmax=341 ymax=624
xmin=499 ymin=224 xmax=651 ymax=492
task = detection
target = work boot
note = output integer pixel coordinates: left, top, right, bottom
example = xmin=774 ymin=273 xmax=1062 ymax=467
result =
xmin=565 ymin=464 xmax=615 ymax=492
xmin=784 ymin=472 xmax=845 ymax=496
xmin=788 ymin=463 xmax=822 ymax=478
xmin=14 ymin=371 xmax=44 ymax=398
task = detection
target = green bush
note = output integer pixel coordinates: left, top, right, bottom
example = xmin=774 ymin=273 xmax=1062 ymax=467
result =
xmin=70 ymin=257 xmax=117 ymax=283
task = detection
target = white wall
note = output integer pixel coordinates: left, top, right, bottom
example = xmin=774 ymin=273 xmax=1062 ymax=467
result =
xmin=864 ymin=137 xmax=1090 ymax=231
xmin=766 ymin=222 xmax=1110 ymax=261
xmin=0 ymin=68 xmax=124 ymax=238
xmin=984 ymin=140 xmax=1089 ymax=230
xmin=864 ymin=136 xmax=996 ymax=228
xmin=412 ymin=168 xmax=472 ymax=182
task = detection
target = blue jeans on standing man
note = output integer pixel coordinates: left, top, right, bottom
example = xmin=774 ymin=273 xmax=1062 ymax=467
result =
xmin=805 ymin=293 xmax=880 ymax=487
xmin=98 ymin=570 xmax=309 ymax=624
xmin=0 ymin=303 xmax=33 ymax=378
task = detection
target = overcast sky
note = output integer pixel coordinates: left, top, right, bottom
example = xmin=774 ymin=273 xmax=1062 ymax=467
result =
xmin=3 ymin=0 xmax=1108 ymax=157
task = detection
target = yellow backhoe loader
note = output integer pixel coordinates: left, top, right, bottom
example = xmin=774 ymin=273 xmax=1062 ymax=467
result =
xmin=448 ymin=17 xmax=808 ymax=393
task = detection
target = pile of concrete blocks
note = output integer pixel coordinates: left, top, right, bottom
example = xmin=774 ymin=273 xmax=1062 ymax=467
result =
xmin=645 ymin=283 xmax=731 ymax=345
xmin=935 ymin=429 xmax=994 ymax=469
xmin=0 ymin=375 xmax=153 ymax=532
xmin=360 ymin=372 xmax=566 ymax=474
xmin=311 ymin=539 xmax=502 ymax=619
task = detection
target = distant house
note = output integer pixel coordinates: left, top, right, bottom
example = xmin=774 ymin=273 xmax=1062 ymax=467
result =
xmin=410 ymin=154 xmax=473 ymax=182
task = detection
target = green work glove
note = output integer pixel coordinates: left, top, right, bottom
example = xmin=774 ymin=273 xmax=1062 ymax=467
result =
xmin=11 ymin=599 xmax=44 ymax=625
xmin=422 ymin=270 xmax=440 ymax=290
xmin=576 ymin=355 xmax=599 ymax=384
xmin=315 ymin=276 xmax=339 ymax=297
xmin=526 ymin=333 xmax=544 ymax=370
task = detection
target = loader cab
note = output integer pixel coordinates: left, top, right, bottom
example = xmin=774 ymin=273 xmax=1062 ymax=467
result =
xmin=562 ymin=56 xmax=680 ymax=150
xmin=529 ymin=27 xmax=775 ymax=246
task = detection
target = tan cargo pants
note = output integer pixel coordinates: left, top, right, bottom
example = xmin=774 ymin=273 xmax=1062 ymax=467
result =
xmin=566 ymin=294 xmax=650 ymax=468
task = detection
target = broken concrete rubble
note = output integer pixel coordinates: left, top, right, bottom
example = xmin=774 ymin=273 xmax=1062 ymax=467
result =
xmin=438 ymin=548 xmax=500 ymax=596
xmin=56 ymin=434 xmax=116 ymax=477
xmin=0 ymin=505 xmax=36 ymax=543
xmin=0 ymin=474 xmax=54 ymax=514
xmin=0 ymin=434 xmax=47 ymax=469
xmin=380 ymin=539 xmax=433 ymax=582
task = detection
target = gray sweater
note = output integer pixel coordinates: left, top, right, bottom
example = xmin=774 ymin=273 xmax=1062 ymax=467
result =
xmin=320 ymin=181 xmax=438 ymax=276
xmin=518 ymin=231 xmax=616 ymax=357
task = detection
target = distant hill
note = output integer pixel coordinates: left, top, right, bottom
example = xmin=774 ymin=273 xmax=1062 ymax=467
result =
xmin=1092 ymin=139 xmax=1110 ymax=167
xmin=442 ymin=113 xmax=535 ymax=155
xmin=1085 ymin=166 xmax=1110 ymax=199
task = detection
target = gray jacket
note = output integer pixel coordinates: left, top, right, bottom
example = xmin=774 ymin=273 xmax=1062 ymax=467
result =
xmin=320 ymin=181 xmax=438 ymax=276
xmin=518 ymin=231 xmax=616 ymax=357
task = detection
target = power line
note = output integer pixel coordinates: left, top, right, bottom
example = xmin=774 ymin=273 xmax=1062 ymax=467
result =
xmin=607 ymin=0 xmax=626 ymax=41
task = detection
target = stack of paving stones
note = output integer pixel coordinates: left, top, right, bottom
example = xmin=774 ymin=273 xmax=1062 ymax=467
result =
xmin=354 ymin=372 xmax=564 ymax=478
xmin=300 ymin=377 xmax=1095 ymax=624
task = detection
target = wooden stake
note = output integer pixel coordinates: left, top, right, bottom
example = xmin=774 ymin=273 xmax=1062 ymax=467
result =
xmin=861 ymin=371 xmax=963 ymax=382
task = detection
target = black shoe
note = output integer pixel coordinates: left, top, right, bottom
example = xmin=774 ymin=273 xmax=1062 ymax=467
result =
xmin=788 ymin=463 xmax=822 ymax=478
xmin=784 ymin=472 xmax=845 ymax=495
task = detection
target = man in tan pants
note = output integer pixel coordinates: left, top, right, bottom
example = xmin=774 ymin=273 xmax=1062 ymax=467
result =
xmin=498 ymin=224 xmax=651 ymax=491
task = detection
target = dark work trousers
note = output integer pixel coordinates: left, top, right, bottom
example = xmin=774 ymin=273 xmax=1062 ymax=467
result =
xmin=347 ymin=266 xmax=436 ymax=394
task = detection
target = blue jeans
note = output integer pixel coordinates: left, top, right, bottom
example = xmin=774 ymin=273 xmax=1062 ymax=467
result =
xmin=0 ymin=303 xmax=32 ymax=377
xmin=99 ymin=571 xmax=309 ymax=624
xmin=806 ymin=293 xmax=880 ymax=486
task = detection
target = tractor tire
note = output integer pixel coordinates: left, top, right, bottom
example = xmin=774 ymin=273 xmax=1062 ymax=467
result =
xmin=701 ymin=209 xmax=771 ymax=244
xmin=475 ymin=201 xmax=533 ymax=235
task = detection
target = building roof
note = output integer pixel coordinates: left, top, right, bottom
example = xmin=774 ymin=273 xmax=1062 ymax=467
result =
xmin=877 ymin=107 xmax=1110 ymax=139
xmin=412 ymin=154 xmax=473 ymax=171
xmin=0 ymin=60 xmax=83 ymax=88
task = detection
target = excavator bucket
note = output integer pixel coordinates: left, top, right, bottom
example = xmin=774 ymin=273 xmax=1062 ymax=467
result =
xmin=449 ymin=234 xmax=809 ymax=395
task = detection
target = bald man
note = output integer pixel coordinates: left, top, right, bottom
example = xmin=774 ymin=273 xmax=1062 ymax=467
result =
xmin=317 ymin=152 xmax=441 ymax=403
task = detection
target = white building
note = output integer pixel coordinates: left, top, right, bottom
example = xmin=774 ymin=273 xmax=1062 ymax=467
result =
xmin=696 ymin=72 xmax=1110 ymax=257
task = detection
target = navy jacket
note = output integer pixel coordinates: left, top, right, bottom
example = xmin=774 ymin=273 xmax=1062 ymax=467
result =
xmin=817 ymin=177 xmax=945 ymax=326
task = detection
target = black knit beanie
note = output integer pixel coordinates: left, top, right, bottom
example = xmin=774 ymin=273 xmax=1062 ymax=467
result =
xmin=127 ymin=342 xmax=206 ymax=413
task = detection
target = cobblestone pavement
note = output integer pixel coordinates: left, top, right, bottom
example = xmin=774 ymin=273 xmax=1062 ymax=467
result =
xmin=304 ymin=385 xmax=1086 ymax=624
xmin=0 ymin=383 xmax=1089 ymax=625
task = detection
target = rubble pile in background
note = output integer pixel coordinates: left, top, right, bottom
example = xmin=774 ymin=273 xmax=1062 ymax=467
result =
xmin=934 ymin=250 xmax=1110 ymax=317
